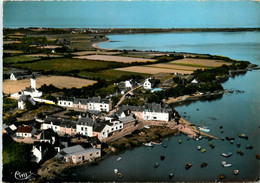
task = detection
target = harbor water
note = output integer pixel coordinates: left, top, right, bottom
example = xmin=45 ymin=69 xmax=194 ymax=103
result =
xmin=61 ymin=31 xmax=260 ymax=181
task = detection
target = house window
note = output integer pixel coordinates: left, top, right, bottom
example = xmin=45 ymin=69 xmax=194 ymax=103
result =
xmin=112 ymin=128 xmax=114 ymax=131
xmin=100 ymin=105 xmax=102 ymax=107
xmin=55 ymin=126 xmax=57 ymax=129
xmin=79 ymin=157 xmax=81 ymax=159
xmin=103 ymin=132 xmax=105 ymax=134
xmin=96 ymin=152 xmax=99 ymax=154
xmin=64 ymin=102 xmax=66 ymax=105
xmin=81 ymin=127 xmax=83 ymax=131
xmin=116 ymin=127 xmax=117 ymax=130
xmin=153 ymin=117 xmax=157 ymax=119
xmin=90 ymin=154 xmax=92 ymax=156
xmin=107 ymin=130 xmax=109 ymax=133
xmin=85 ymin=127 xmax=87 ymax=131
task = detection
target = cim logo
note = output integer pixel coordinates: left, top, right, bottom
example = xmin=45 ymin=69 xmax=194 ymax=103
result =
xmin=14 ymin=171 xmax=33 ymax=180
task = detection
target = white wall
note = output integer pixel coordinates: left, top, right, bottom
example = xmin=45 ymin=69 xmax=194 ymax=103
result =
xmin=76 ymin=125 xmax=93 ymax=137
xmin=18 ymin=101 xmax=25 ymax=109
xmin=143 ymin=111 xmax=169 ymax=122
xmin=58 ymin=100 xmax=73 ymax=107
xmin=32 ymin=148 xmax=42 ymax=163
xmin=16 ymin=132 xmax=32 ymax=138
xmin=87 ymin=103 xmax=110 ymax=112
xmin=42 ymin=123 xmax=61 ymax=133
xmin=143 ymin=79 xmax=152 ymax=90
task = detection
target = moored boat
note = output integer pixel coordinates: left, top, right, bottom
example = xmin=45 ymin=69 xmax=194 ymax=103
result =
xmin=154 ymin=162 xmax=159 ymax=168
xmin=162 ymin=144 xmax=167 ymax=148
xmin=117 ymin=172 xmax=123 ymax=178
xmin=222 ymin=161 xmax=232 ymax=167
xmin=179 ymin=139 xmax=182 ymax=144
xmin=151 ymin=141 xmax=162 ymax=145
xmin=185 ymin=163 xmax=192 ymax=170
xmin=237 ymin=142 xmax=241 ymax=148
xmin=256 ymin=154 xmax=260 ymax=159
xmin=114 ymin=169 xmax=118 ymax=174
xmin=169 ymin=173 xmax=174 ymax=179
xmin=234 ymin=169 xmax=239 ymax=175
xmin=219 ymin=174 xmax=225 ymax=179
xmin=144 ymin=125 xmax=150 ymax=129
xmin=201 ymin=149 xmax=206 ymax=153
xmin=143 ymin=142 xmax=154 ymax=147
xmin=117 ymin=157 xmax=122 ymax=161
xmin=221 ymin=152 xmax=232 ymax=157
xmin=201 ymin=162 xmax=208 ymax=167
xmin=160 ymin=155 xmax=165 ymax=161
xmin=198 ymin=127 xmax=210 ymax=133
xmin=197 ymin=146 xmax=202 ymax=150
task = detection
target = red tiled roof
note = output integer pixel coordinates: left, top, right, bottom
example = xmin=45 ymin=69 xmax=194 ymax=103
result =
xmin=16 ymin=126 xmax=32 ymax=133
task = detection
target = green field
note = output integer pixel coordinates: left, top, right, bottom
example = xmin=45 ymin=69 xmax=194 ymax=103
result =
xmin=3 ymin=56 xmax=40 ymax=64
xmin=14 ymin=58 xmax=126 ymax=72
xmin=78 ymin=69 xmax=150 ymax=81
xmin=3 ymin=151 xmax=10 ymax=165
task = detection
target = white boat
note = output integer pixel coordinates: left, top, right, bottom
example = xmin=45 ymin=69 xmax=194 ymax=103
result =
xmin=117 ymin=157 xmax=122 ymax=161
xmin=234 ymin=169 xmax=239 ymax=175
xmin=114 ymin=169 xmax=118 ymax=174
xmin=198 ymin=127 xmax=210 ymax=133
xmin=222 ymin=161 xmax=232 ymax=167
xmin=197 ymin=146 xmax=202 ymax=150
xmin=143 ymin=142 xmax=154 ymax=147
xmin=144 ymin=125 xmax=150 ymax=129
xmin=221 ymin=152 xmax=233 ymax=157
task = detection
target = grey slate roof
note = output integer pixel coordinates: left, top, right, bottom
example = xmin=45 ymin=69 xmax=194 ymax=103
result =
xmin=74 ymin=98 xmax=88 ymax=105
xmin=62 ymin=145 xmax=85 ymax=154
xmin=93 ymin=123 xmax=106 ymax=132
xmin=77 ymin=117 xmax=95 ymax=126
xmin=58 ymin=97 xmax=74 ymax=102
xmin=119 ymin=114 xmax=135 ymax=123
xmin=44 ymin=117 xmax=77 ymax=128
xmin=88 ymin=97 xmax=109 ymax=104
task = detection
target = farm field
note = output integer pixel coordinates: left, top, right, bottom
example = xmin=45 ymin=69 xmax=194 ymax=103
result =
xmin=3 ymin=76 xmax=97 ymax=94
xmin=14 ymin=58 xmax=125 ymax=72
xmin=3 ymin=50 xmax=23 ymax=54
xmin=170 ymin=58 xmax=233 ymax=67
xmin=78 ymin=69 xmax=149 ymax=81
xmin=72 ymin=51 xmax=121 ymax=56
xmin=146 ymin=63 xmax=204 ymax=71
xmin=116 ymin=66 xmax=193 ymax=74
xmin=74 ymin=55 xmax=156 ymax=63
xmin=3 ymin=56 xmax=41 ymax=64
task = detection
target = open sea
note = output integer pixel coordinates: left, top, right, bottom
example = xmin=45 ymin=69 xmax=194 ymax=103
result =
xmin=3 ymin=1 xmax=260 ymax=182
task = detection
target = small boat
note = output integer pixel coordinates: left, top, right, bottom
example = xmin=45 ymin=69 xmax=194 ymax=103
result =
xmin=144 ymin=125 xmax=150 ymax=129
xmin=201 ymin=162 xmax=208 ymax=167
xmin=151 ymin=141 xmax=162 ymax=145
xmin=256 ymin=154 xmax=260 ymax=159
xmin=169 ymin=173 xmax=174 ymax=179
xmin=154 ymin=162 xmax=159 ymax=168
xmin=210 ymin=145 xmax=215 ymax=149
xmin=237 ymin=142 xmax=241 ymax=148
xmin=185 ymin=163 xmax=192 ymax=170
xmin=160 ymin=155 xmax=165 ymax=161
xmin=162 ymin=144 xmax=167 ymax=148
xmin=230 ymin=140 xmax=234 ymax=144
xmin=197 ymin=146 xmax=202 ymax=150
xmin=143 ymin=142 xmax=154 ymax=147
xmin=221 ymin=152 xmax=232 ymax=157
xmin=198 ymin=127 xmax=210 ymax=133
xmin=117 ymin=157 xmax=122 ymax=161
xmin=209 ymin=142 xmax=213 ymax=146
xmin=219 ymin=125 xmax=223 ymax=129
xmin=114 ymin=169 xmax=118 ymax=174
xmin=117 ymin=172 xmax=123 ymax=178
xmin=246 ymin=144 xmax=254 ymax=149
xmin=238 ymin=133 xmax=248 ymax=140
xmin=234 ymin=169 xmax=239 ymax=175
xmin=201 ymin=149 xmax=206 ymax=153
xmin=222 ymin=161 xmax=232 ymax=167
xmin=197 ymin=125 xmax=202 ymax=127
xmin=179 ymin=139 xmax=182 ymax=144
xmin=219 ymin=174 xmax=225 ymax=180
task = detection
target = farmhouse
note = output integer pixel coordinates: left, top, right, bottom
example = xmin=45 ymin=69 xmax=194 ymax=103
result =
xmin=143 ymin=77 xmax=155 ymax=90
xmin=56 ymin=145 xmax=101 ymax=164
xmin=10 ymin=73 xmax=28 ymax=80
xmin=87 ymin=97 xmax=112 ymax=112
xmin=57 ymin=97 xmax=74 ymax=108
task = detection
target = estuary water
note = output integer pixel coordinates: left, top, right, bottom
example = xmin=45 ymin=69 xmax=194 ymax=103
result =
xmin=62 ymin=31 xmax=260 ymax=181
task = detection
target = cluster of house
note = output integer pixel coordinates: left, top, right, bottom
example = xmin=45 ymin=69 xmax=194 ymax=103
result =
xmin=57 ymin=97 xmax=112 ymax=112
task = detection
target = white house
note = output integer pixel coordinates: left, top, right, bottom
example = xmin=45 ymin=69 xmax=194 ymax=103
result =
xmin=10 ymin=73 xmax=18 ymax=80
xmin=32 ymin=142 xmax=55 ymax=163
xmin=76 ymin=115 xmax=95 ymax=137
xmin=57 ymin=97 xmax=74 ymax=108
xmin=16 ymin=126 xmax=36 ymax=138
xmin=42 ymin=120 xmax=62 ymax=134
xmin=143 ymin=78 xmax=155 ymax=90
xmin=87 ymin=97 xmax=112 ymax=112
xmin=142 ymin=103 xmax=172 ymax=122
xmin=191 ymin=79 xmax=199 ymax=84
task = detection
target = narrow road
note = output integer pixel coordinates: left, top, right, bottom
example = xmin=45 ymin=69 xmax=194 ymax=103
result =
xmin=108 ymin=85 xmax=142 ymax=116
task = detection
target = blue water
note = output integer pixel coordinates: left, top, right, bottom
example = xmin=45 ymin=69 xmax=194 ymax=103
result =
xmin=63 ymin=31 xmax=260 ymax=182
xmin=4 ymin=1 xmax=260 ymax=28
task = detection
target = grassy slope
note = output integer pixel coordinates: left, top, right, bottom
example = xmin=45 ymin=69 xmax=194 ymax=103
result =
xmin=14 ymin=58 xmax=123 ymax=72
xmin=3 ymin=56 xmax=40 ymax=64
